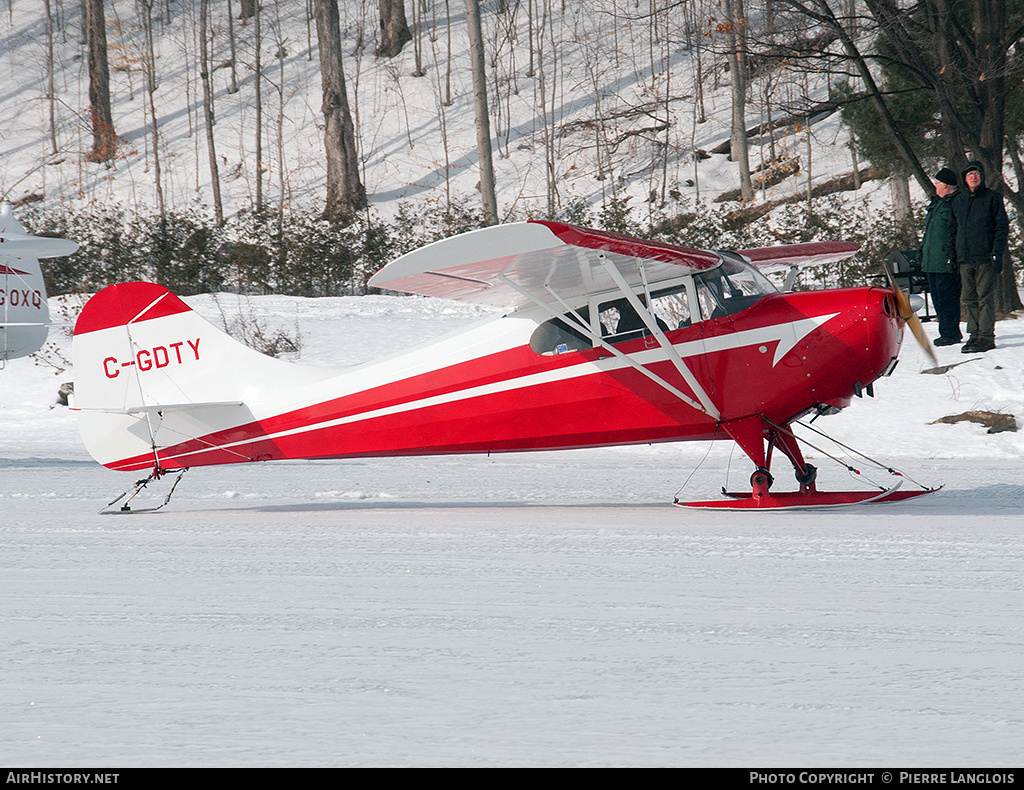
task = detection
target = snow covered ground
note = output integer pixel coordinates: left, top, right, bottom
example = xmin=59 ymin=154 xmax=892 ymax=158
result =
xmin=2 ymin=295 xmax=1024 ymax=766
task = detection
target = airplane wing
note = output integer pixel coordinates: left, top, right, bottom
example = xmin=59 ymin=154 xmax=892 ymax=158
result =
xmin=736 ymin=241 xmax=860 ymax=272
xmin=368 ymin=220 xmax=720 ymax=310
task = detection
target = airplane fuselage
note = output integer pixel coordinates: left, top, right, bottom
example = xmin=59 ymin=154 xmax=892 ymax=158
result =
xmin=76 ymin=282 xmax=900 ymax=472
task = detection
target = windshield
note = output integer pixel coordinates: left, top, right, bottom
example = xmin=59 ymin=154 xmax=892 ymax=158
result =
xmin=693 ymin=254 xmax=777 ymax=320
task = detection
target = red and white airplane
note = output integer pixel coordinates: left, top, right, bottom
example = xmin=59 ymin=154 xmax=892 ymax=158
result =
xmin=1 ymin=202 xmax=77 ymax=362
xmin=71 ymin=220 xmax=935 ymax=510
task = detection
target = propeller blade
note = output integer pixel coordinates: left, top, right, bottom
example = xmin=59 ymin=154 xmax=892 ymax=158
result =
xmin=905 ymin=311 xmax=937 ymax=366
xmin=882 ymin=257 xmax=938 ymax=366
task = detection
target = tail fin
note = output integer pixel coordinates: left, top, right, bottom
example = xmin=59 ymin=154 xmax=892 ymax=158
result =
xmin=1 ymin=201 xmax=77 ymax=361
xmin=72 ymin=282 xmax=328 ymax=471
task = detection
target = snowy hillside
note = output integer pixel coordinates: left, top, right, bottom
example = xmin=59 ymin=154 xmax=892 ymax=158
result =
xmin=0 ymin=0 xmax=887 ymax=224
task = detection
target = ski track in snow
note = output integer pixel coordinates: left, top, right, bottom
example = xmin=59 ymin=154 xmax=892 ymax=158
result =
xmin=2 ymin=295 xmax=1024 ymax=766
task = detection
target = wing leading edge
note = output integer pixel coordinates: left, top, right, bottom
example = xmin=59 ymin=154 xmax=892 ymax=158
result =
xmin=736 ymin=241 xmax=861 ymax=271
xmin=369 ymin=221 xmax=861 ymax=310
xmin=368 ymin=220 xmax=720 ymax=310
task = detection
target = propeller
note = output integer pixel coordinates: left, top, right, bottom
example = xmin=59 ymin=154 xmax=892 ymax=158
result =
xmin=882 ymin=257 xmax=938 ymax=367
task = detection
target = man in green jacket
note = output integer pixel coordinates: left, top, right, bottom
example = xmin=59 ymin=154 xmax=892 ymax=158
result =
xmin=920 ymin=167 xmax=961 ymax=345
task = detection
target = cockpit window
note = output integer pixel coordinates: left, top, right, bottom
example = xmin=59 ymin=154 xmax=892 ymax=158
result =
xmin=529 ymin=307 xmax=593 ymax=355
xmin=649 ymin=283 xmax=692 ymax=330
xmin=693 ymin=254 xmax=777 ymax=320
xmin=530 ymin=283 xmax=695 ymax=355
xmin=529 ymin=255 xmax=773 ymax=356
xmin=596 ymin=283 xmax=692 ymax=344
xmin=598 ymin=298 xmax=658 ymax=344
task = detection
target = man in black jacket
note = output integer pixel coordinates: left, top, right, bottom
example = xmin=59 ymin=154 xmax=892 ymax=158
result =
xmin=947 ymin=161 xmax=1009 ymax=353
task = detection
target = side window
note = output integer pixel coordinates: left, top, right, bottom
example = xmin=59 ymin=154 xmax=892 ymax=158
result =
xmin=650 ymin=285 xmax=692 ymax=330
xmin=598 ymin=298 xmax=648 ymax=343
xmin=528 ymin=279 xmax=696 ymax=355
xmin=529 ymin=307 xmax=592 ymax=355
xmin=597 ymin=286 xmax=687 ymax=344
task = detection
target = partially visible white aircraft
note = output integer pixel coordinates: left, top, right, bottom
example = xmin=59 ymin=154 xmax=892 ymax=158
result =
xmin=0 ymin=201 xmax=78 ymax=362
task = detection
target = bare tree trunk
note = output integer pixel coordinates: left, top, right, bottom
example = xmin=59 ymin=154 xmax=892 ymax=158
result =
xmin=971 ymin=0 xmax=1006 ymax=189
xmin=689 ymin=0 xmax=706 ymax=123
xmin=85 ymin=0 xmax=117 ymax=162
xmin=306 ymin=0 xmax=314 ymax=60
xmin=536 ymin=1 xmax=558 ymax=216
xmin=274 ymin=30 xmax=287 ymax=235
xmin=45 ymin=0 xmax=58 ymax=154
xmin=410 ymin=0 xmax=425 ymax=76
xmin=226 ymin=0 xmax=239 ymax=93
xmin=890 ymin=174 xmax=911 ymax=225
xmin=536 ymin=7 xmax=551 ymax=212
xmin=465 ymin=0 xmax=498 ymax=224
xmin=805 ymin=104 xmax=813 ymax=206
xmin=431 ymin=24 xmax=453 ymax=212
xmin=999 ymin=133 xmax=1024 ymax=313
xmin=314 ymin=0 xmax=366 ymax=223
xmin=444 ymin=0 xmax=453 ymax=106
xmin=200 ymin=0 xmax=224 ymax=225
xmin=139 ymin=0 xmax=165 ymax=221
xmin=255 ymin=1 xmax=264 ymax=212
xmin=377 ymin=0 xmax=412 ymax=58
xmin=525 ymin=0 xmax=535 ymax=77
xmin=722 ymin=0 xmax=753 ymax=201
xmin=993 ymin=257 xmax=1021 ymax=315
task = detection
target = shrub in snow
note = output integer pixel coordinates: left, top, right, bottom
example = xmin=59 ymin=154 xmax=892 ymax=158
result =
xmin=22 ymin=192 xmax=1011 ymax=298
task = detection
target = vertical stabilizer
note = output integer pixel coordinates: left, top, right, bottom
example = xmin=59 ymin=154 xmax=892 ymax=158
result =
xmin=72 ymin=282 xmax=330 ymax=471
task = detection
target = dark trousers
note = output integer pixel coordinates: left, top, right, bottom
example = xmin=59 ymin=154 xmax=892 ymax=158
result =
xmin=926 ymin=272 xmax=962 ymax=341
xmin=960 ymin=262 xmax=997 ymax=343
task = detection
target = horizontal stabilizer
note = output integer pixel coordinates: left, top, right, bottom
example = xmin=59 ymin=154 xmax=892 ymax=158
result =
xmin=0 ymin=236 xmax=79 ymax=259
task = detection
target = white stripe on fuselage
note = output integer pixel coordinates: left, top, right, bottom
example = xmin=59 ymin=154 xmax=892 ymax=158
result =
xmin=704 ymin=312 xmax=839 ymax=366
xmin=155 ymin=311 xmax=839 ymax=464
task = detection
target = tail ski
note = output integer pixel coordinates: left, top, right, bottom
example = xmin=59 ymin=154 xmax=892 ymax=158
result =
xmin=73 ymin=282 xmax=331 ymax=471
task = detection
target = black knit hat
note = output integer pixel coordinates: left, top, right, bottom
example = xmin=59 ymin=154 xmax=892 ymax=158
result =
xmin=935 ymin=167 xmax=957 ymax=186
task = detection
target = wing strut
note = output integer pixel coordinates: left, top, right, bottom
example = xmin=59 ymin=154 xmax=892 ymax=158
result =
xmin=596 ymin=253 xmax=720 ymax=419
xmin=495 ymin=266 xmax=720 ymax=420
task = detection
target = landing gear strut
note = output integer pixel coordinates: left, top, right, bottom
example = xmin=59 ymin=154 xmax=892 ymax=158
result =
xmin=678 ymin=414 xmax=936 ymax=509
